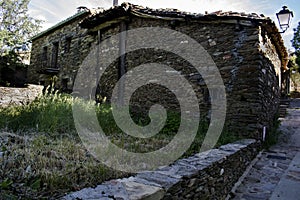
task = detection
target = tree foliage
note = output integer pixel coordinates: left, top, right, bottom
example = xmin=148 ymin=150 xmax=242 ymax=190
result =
xmin=0 ymin=0 xmax=42 ymax=55
xmin=289 ymin=55 xmax=300 ymax=91
xmin=292 ymin=22 xmax=300 ymax=66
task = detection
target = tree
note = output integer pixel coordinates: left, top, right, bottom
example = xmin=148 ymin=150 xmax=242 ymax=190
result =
xmin=0 ymin=0 xmax=42 ymax=55
xmin=292 ymin=22 xmax=300 ymax=66
xmin=289 ymin=55 xmax=299 ymax=91
xmin=0 ymin=0 xmax=42 ymax=86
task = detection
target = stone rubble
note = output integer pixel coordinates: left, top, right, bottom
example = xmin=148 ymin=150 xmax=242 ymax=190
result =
xmin=0 ymin=84 xmax=43 ymax=108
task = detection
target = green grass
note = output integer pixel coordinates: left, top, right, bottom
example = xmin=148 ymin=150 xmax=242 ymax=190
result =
xmin=0 ymin=92 xmax=241 ymax=198
xmin=0 ymin=91 xmax=75 ymax=134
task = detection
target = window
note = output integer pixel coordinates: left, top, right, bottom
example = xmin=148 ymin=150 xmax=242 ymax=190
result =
xmin=65 ymin=37 xmax=72 ymax=53
xmin=51 ymin=42 xmax=59 ymax=68
xmin=61 ymin=78 xmax=68 ymax=91
xmin=42 ymin=46 xmax=47 ymax=60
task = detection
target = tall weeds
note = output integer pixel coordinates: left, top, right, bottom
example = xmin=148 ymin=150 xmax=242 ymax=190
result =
xmin=0 ymin=91 xmax=75 ymax=134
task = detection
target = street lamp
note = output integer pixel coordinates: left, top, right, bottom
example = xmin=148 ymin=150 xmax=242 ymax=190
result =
xmin=276 ymin=6 xmax=294 ymax=33
xmin=113 ymin=0 xmax=118 ymax=6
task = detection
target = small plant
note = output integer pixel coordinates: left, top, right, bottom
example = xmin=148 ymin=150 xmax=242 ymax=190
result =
xmin=263 ymin=115 xmax=282 ymax=149
xmin=0 ymin=178 xmax=13 ymax=189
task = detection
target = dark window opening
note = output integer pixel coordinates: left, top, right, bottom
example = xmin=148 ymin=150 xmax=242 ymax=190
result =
xmin=42 ymin=46 xmax=47 ymax=60
xmin=61 ymin=78 xmax=68 ymax=92
xmin=51 ymin=42 xmax=59 ymax=68
xmin=41 ymin=46 xmax=48 ymax=67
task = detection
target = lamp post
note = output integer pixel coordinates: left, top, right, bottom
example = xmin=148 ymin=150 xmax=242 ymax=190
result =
xmin=113 ymin=0 xmax=118 ymax=6
xmin=276 ymin=6 xmax=294 ymax=33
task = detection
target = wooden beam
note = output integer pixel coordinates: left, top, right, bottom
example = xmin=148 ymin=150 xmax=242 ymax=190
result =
xmin=118 ymin=21 xmax=127 ymax=106
xmin=89 ymin=16 xmax=129 ymax=32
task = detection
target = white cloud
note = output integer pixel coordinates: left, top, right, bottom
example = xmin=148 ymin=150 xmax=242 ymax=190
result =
xmin=28 ymin=0 xmax=112 ymax=30
xmin=27 ymin=0 xmax=282 ymax=27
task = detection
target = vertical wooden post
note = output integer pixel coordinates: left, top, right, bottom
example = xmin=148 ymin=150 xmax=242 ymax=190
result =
xmin=95 ymin=29 xmax=101 ymax=101
xmin=118 ymin=21 xmax=127 ymax=106
xmin=113 ymin=0 xmax=118 ymax=6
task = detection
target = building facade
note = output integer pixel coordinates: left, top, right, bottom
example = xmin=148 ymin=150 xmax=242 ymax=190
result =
xmin=29 ymin=3 xmax=289 ymax=138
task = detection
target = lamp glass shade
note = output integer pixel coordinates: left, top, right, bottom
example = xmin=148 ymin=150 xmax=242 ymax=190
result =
xmin=276 ymin=6 xmax=293 ymax=32
xmin=277 ymin=12 xmax=291 ymax=27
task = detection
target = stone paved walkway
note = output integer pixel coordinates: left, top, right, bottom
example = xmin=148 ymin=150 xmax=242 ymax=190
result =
xmin=229 ymin=98 xmax=300 ymax=200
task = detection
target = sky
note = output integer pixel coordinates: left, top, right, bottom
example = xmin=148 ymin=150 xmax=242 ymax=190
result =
xmin=28 ymin=0 xmax=300 ymax=51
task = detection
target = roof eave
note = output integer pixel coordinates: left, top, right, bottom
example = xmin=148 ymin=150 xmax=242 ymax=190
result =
xmin=31 ymin=11 xmax=90 ymax=41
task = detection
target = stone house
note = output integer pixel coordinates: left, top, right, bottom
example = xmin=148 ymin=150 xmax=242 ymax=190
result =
xmin=28 ymin=7 xmax=92 ymax=91
xmin=29 ymin=3 xmax=289 ymax=138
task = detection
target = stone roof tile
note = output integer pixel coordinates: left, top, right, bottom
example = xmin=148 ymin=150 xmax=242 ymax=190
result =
xmin=80 ymin=2 xmax=287 ymax=69
xmin=31 ymin=2 xmax=288 ymax=69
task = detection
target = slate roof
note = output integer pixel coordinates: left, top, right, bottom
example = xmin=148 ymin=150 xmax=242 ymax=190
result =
xmin=31 ymin=2 xmax=288 ymax=68
xmin=80 ymin=2 xmax=287 ymax=69
xmin=31 ymin=10 xmax=91 ymax=41
xmin=80 ymin=2 xmax=271 ymax=28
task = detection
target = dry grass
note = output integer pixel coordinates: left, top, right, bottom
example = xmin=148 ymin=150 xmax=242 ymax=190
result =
xmin=0 ymin=91 xmax=239 ymax=199
xmin=0 ymin=131 xmax=128 ymax=199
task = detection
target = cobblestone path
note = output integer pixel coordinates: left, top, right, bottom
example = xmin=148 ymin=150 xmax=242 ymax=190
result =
xmin=230 ymin=99 xmax=300 ymax=200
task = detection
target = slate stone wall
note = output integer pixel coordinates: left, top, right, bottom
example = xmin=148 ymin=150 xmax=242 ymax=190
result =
xmin=29 ymin=15 xmax=283 ymax=138
xmin=94 ymin=17 xmax=282 ymax=138
xmin=63 ymin=139 xmax=260 ymax=200
xmin=0 ymin=84 xmax=43 ymax=108
xmin=256 ymin=31 xmax=282 ymax=137
xmin=28 ymin=16 xmax=97 ymax=91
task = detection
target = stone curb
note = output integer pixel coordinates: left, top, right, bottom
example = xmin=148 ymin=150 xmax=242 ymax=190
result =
xmin=63 ymin=139 xmax=260 ymax=200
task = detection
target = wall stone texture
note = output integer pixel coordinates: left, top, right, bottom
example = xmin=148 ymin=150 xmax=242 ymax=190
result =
xmin=29 ymin=4 xmax=288 ymax=139
xmin=0 ymin=84 xmax=43 ymax=108
xmin=28 ymin=11 xmax=96 ymax=92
